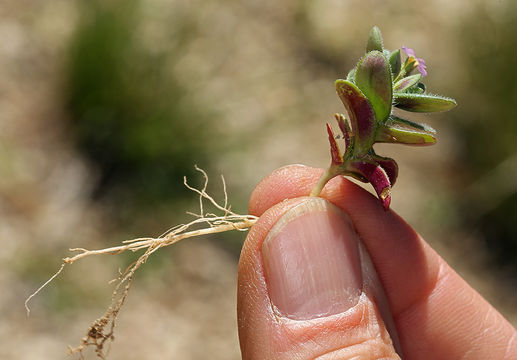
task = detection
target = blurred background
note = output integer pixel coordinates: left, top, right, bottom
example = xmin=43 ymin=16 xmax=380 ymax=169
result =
xmin=1 ymin=0 xmax=516 ymax=358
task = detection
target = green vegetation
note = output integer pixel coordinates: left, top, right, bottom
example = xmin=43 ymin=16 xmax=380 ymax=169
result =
xmin=66 ymin=0 xmax=212 ymax=208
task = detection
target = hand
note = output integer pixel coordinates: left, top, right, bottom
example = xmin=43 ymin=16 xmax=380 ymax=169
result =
xmin=237 ymin=165 xmax=517 ymax=359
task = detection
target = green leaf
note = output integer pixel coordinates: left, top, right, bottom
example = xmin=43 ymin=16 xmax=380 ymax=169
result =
xmin=335 ymin=79 xmax=376 ymax=155
xmin=394 ymin=93 xmax=457 ymax=112
xmin=376 ymin=115 xmax=437 ymax=145
xmin=346 ymin=68 xmax=356 ymax=82
xmin=383 ymin=49 xmax=391 ymax=60
xmin=394 ymin=74 xmax=421 ymax=92
xmin=389 ymin=115 xmax=436 ymax=133
xmin=355 ymin=51 xmax=393 ymax=122
xmin=389 ymin=49 xmax=401 ymax=75
xmin=366 ymin=26 xmax=384 ymax=52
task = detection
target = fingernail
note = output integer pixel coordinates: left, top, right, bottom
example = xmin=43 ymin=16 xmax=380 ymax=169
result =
xmin=262 ymin=198 xmax=362 ymax=320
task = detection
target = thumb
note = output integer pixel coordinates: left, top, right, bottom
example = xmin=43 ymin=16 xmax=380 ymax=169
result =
xmin=237 ymin=197 xmax=402 ymax=359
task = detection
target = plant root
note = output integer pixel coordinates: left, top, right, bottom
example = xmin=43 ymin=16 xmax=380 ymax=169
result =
xmin=25 ymin=166 xmax=257 ymax=359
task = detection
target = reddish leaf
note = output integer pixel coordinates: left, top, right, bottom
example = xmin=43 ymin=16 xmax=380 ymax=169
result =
xmin=335 ymin=80 xmax=376 ymax=156
xmin=334 ymin=113 xmax=351 ymax=151
xmin=326 ymin=123 xmax=343 ymax=165
xmin=371 ymin=155 xmax=398 ymax=186
xmin=348 ymin=161 xmax=392 ymax=210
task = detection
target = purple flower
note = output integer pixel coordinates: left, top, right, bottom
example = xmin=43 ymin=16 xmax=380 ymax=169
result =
xmin=402 ymin=46 xmax=427 ymax=77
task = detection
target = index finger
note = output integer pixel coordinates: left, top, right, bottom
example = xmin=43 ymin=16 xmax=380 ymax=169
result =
xmin=249 ymin=164 xmax=517 ymax=359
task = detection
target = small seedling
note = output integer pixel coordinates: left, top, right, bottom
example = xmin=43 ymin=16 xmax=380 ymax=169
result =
xmin=311 ymin=26 xmax=456 ymax=209
xmin=26 ymin=27 xmax=456 ymax=358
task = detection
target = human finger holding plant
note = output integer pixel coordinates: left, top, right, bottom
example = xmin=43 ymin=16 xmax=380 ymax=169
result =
xmin=237 ymin=28 xmax=517 ymax=359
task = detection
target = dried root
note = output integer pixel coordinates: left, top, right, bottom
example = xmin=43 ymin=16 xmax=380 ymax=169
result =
xmin=25 ymin=166 xmax=257 ymax=359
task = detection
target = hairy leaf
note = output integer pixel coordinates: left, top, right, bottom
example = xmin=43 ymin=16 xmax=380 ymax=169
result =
xmin=394 ymin=93 xmax=457 ymax=112
xmin=355 ymin=51 xmax=393 ymax=122
xmin=394 ymin=74 xmax=422 ymax=92
xmin=389 ymin=49 xmax=401 ymax=75
xmin=366 ymin=26 xmax=384 ymax=52
xmin=376 ymin=115 xmax=437 ymax=145
xmin=335 ymin=80 xmax=376 ymax=155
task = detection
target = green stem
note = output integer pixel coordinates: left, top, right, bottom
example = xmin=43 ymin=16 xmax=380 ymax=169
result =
xmin=310 ymin=166 xmax=340 ymax=197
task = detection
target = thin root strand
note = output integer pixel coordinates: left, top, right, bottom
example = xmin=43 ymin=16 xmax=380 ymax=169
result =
xmin=25 ymin=167 xmax=258 ymax=359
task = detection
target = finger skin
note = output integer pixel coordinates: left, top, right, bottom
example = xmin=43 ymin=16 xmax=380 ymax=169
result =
xmin=242 ymin=164 xmax=517 ymax=360
xmin=238 ymin=197 xmax=400 ymax=359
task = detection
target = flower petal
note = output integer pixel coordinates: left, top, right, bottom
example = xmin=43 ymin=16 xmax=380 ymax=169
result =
xmin=417 ymin=58 xmax=427 ymax=77
xmin=402 ymin=46 xmax=415 ymax=57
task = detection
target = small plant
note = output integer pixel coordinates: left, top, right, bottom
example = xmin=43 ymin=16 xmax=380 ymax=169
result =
xmin=310 ymin=26 xmax=456 ymax=209
xmin=26 ymin=26 xmax=456 ymax=358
